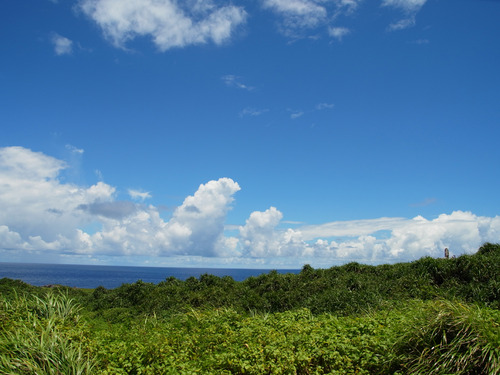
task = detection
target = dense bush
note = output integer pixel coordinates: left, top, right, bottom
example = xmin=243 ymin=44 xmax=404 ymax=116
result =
xmin=70 ymin=242 xmax=500 ymax=318
xmin=0 ymin=243 xmax=499 ymax=374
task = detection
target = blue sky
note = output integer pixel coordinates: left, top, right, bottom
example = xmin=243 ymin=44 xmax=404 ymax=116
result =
xmin=1 ymin=0 xmax=499 ymax=268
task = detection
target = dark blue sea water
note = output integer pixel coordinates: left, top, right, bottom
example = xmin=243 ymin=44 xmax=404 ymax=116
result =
xmin=0 ymin=263 xmax=299 ymax=289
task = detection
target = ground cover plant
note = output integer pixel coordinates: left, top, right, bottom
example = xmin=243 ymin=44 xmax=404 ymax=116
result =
xmin=0 ymin=243 xmax=499 ymax=374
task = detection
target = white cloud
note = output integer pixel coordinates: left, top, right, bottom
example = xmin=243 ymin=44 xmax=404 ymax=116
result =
xmin=1 ymin=147 xmax=498 ymax=268
xmin=261 ymin=0 xmax=427 ymax=37
xmin=316 ymin=102 xmax=335 ymax=110
xmin=412 ymin=39 xmax=430 ymax=45
xmin=260 ymin=0 xmax=361 ymax=37
xmin=65 ymin=144 xmax=84 ymax=154
xmin=382 ymin=0 xmax=427 ymax=31
xmin=79 ymin=0 xmax=247 ymax=51
xmin=290 ymin=111 xmax=304 ymax=119
xmin=239 ymin=209 xmax=500 ymax=265
xmin=0 ymin=147 xmax=240 ymax=258
xmin=262 ymin=0 xmax=327 ymax=32
xmin=299 ymin=217 xmax=409 ymax=239
xmin=387 ymin=17 xmax=415 ymax=31
xmin=86 ymin=178 xmax=241 ymax=257
xmin=128 ymin=189 xmax=152 ymax=201
xmin=328 ymin=26 xmax=350 ymax=41
xmin=158 ymin=178 xmax=240 ymax=256
xmin=336 ymin=0 xmax=361 ymax=12
xmin=239 ymin=107 xmax=269 ymax=117
xmin=52 ymin=34 xmax=73 ymax=55
xmin=239 ymin=207 xmax=283 ymax=257
xmin=0 ymin=147 xmax=115 ymax=246
xmin=222 ymin=75 xmax=254 ymax=91
xmin=381 ymin=0 xmax=427 ymax=14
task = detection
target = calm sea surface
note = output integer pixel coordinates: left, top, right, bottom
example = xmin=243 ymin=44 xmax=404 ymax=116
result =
xmin=0 ymin=262 xmax=299 ymax=289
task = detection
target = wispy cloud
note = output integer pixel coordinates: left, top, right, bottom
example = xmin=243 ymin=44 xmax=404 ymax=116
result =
xmin=387 ymin=17 xmax=415 ymax=31
xmin=286 ymin=102 xmax=333 ymax=120
xmin=290 ymin=111 xmax=304 ymax=119
xmin=328 ymin=27 xmax=350 ymax=41
xmin=262 ymin=0 xmax=327 ymax=35
xmin=410 ymin=198 xmax=437 ymax=207
xmin=95 ymin=169 xmax=103 ymax=181
xmin=315 ymin=102 xmax=334 ymax=110
xmin=299 ymin=217 xmax=409 ymax=239
xmin=79 ymin=0 xmax=247 ymax=51
xmin=52 ymin=33 xmax=73 ymax=55
xmin=128 ymin=189 xmax=152 ymax=201
xmin=65 ymin=144 xmax=84 ymax=154
xmin=382 ymin=0 xmax=428 ymax=14
xmin=382 ymin=0 xmax=428 ymax=31
xmin=239 ymin=107 xmax=269 ymax=117
xmin=411 ymin=39 xmax=430 ymax=45
xmin=261 ymin=0 xmax=427 ymax=38
xmin=222 ymin=75 xmax=254 ymax=91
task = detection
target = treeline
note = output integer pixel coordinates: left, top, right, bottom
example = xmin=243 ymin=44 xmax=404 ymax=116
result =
xmin=1 ymin=243 xmax=499 ymax=319
xmin=82 ymin=242 xmax=499 ymax=319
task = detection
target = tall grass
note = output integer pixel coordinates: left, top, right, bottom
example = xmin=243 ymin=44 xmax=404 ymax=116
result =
xmin=393 ymin=300 xmax=500 ymax=375
xmin=0 ymin=291 xmax=94 ymax=375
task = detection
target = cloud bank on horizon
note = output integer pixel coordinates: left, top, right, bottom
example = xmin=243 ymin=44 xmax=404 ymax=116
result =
xmin=1 ymin=146 xmax=498 ymax=268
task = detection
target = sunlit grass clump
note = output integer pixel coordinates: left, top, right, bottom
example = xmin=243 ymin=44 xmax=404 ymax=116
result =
xmin=0 ymin=291 xmax=94 ymax=374
xmin=389 ymin=300 xmax=500 ymax=374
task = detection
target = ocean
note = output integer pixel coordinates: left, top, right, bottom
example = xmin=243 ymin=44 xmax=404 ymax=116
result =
xmin=0 ymin=262 xmax=300 ymax=289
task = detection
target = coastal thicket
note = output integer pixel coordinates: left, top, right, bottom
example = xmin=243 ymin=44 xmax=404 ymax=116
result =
xmin=0 ymin=243 xmax=499 ymax=374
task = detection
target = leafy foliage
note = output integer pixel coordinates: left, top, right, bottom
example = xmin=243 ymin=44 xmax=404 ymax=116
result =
xmin=77 ymin=242 xmax=500 ymax=318
xmin=0 ymin=243 xmax=499 ymax=374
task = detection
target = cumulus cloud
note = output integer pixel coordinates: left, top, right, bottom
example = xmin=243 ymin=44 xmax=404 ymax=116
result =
xmin=79 ymin=0 xmax=247 ymax=51
xmin=238 ymin=207 xmax=330 ymax=259
xmin=0 ymin=147 xmax=240 ymax=258
xmin=239 ymin=207 xmax=284 ymax=257
xmin=159 ymin=178 xmax=241 ymax=256
xmin=238 ymin=208 xmax=500 ymax=264
xmin=0 ymin=147 xmax=114 ymax=247
xmin=52 ymin=34 xmax=73 ymax=55
xmin=1 ymin=146 xmax=498 ymax=267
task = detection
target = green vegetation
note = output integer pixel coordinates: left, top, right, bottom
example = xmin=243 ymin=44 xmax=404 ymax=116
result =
xmin=1 ymin=243 xmax=499 ymax=374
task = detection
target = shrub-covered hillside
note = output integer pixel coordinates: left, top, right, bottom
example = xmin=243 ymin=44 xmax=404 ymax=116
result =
xmin=0 ymin=243 xmax=499 ymax=374
xmin=74 ymin=242 xmax=500 ymax=317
